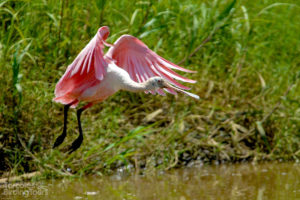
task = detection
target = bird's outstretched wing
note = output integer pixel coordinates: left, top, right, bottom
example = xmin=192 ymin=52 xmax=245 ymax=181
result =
xmin=106 ymin=35 xmax=196 ymax=96
xmin=54 ymin=27 xmax=110 ymax=102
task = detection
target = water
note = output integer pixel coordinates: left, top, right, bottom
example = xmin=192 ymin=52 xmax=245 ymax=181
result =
xmin=1 ymin=163 xmax=299 ymax=200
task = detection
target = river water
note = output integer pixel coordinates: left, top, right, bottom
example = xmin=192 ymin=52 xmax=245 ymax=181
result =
xmin=1 ymin=163 xmax=299 ymax=200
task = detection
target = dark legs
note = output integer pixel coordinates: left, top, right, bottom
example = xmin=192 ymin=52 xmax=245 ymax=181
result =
xmin=67 ymin=103 xmax=92 ymax=153
xmin=53 ymin=104 xmax=71 ymax=148
xmin=53 ymin=101 xmax=92 ymax=153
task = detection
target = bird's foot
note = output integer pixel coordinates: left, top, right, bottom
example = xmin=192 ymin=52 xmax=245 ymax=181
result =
xmin=53 ymin=133 xmax=66 ymax=149
xmin=67 ymin=136 xmax=83 ymax=154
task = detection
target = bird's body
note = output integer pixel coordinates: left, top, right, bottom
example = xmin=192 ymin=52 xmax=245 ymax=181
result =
xmin=70 ymin=63 xmax=132 ymax=103
xmin=53 ymin=26 xmax=199 ymax=153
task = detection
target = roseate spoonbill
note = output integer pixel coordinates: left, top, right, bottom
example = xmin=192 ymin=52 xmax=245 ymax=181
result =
xmin=53 ymin=26 xmax=199 ymax=153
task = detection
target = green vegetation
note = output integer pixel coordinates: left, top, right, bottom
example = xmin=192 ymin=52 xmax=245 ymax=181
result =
xmin=0 ymin=0 xmax=299 ymax=178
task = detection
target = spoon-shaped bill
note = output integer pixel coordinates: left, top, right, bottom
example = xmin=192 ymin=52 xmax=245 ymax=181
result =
xmin=164 ymin=82 xmax=199 ymax=100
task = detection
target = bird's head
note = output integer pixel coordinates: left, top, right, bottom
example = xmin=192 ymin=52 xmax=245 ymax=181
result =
xmin=147 ymin=77 xmax=168 ymax=90
xmin=147 ymin=76 xmax=200 ymax=99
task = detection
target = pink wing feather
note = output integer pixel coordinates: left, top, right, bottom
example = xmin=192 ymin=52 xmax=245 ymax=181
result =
xmin=54 ymin=27 xmax=110 ymax=105
xmin=106 ymin=35 xmax=196 ymax=96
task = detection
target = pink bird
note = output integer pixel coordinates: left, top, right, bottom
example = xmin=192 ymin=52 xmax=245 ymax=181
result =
xmin=53 ymin=26 xmax=199 ymax=153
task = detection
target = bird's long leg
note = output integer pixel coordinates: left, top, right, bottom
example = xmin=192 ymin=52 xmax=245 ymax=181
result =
xmin=53 ymin=103 xmax=71 ymax=148
xmin=68 ymin=102 xmax=93 ymax=153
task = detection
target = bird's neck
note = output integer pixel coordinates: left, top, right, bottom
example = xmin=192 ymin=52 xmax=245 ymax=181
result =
xmin=109 ymin=63 xmax=155 ymax=92
xmin=123 ymin=79 xmax=153 ymax=92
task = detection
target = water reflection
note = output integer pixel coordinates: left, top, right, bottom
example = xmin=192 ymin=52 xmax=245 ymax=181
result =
xmin=2 ymin=163 xmax=299 ymax=200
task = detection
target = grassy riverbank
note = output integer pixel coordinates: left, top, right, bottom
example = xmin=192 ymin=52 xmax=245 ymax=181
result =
xmin=0 ymin=0 xmax=299 ymax=178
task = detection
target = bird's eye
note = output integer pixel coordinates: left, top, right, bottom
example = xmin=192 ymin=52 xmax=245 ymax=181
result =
xmin=158 ymin=80 xmax=161 ymax=83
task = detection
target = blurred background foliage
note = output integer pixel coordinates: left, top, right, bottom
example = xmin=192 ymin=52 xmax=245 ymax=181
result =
xmin=0 ymin=0 xmax=299 ymax=177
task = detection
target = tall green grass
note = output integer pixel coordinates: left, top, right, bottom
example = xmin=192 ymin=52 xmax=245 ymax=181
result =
xmin=0 ymin=0 xmax=299 ymax=178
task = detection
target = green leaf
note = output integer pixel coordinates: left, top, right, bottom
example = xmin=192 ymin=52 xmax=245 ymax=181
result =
xmin=217 ymin=0 xmax=237 ymax=21
xmin=96 ymin=0 xmax=106 ymax=10
xmin=130 ymin=9 xmax=140 ymax=26
xmin=256 ymin=121 xmax=271 ymax=151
